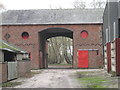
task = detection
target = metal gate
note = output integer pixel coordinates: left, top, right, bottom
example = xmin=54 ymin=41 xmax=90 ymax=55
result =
xmin=8 ymin=61 xmax=18 ymax=80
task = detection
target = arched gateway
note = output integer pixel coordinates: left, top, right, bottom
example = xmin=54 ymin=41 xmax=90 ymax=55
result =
xmin=1 ymin=9 xmax=104 ymax=69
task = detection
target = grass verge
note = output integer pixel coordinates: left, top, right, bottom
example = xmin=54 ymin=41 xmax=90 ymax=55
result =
xmin=76 ymin=71 xmax=110 ymax=88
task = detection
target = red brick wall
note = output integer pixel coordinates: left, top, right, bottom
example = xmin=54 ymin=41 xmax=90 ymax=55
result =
xmin=89 ymin=50 xmax=103 ymax=68
xmin=107 ymin=43 xmax=111 ymax=72
xmin=116 ymin=38 xmax=120 ymax=75
xmin=2 ymin=24 xmax=103 ymax=69
xmin=17 ymin=60 xmax=31 ymax=77
xmin=0 ymin=63 xmax=7 ymax=83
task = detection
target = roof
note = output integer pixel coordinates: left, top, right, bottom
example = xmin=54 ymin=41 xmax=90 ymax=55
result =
xmin=0 ymin=40 xmax=27 ymax=53
xmin=0 ymin=9 xmax=104 ymax=25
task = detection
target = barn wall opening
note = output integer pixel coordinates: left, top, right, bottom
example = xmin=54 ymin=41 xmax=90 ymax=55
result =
xmin=47 ymin=36 xmax=73 ymax=69
xmin=39 ymin=27 xmax=73 ymax=69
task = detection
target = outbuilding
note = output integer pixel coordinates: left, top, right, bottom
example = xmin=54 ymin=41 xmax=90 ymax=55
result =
xmin=0 ymin=40 xmax=31 ymax=83
xmin=103 ymin=0 xmax=120 ymax=75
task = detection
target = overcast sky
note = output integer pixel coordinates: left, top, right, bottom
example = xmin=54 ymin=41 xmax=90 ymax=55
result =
xmin=0 ymin=0 xmax=98 ymax=10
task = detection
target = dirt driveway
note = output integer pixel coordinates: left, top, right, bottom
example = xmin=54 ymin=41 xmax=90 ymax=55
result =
xmin=14 ymin=69 xmax=83 ymax=88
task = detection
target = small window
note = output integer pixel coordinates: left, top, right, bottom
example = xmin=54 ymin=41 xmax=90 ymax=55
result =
xmin=106 ymin=29 xmax=108 ymax=43
xmin=80 ymin=30 xmax=88 ymax=39
xmin=96 ymin=50 xmax=99 ymax=55
xmin=21 ymin=32 xmax=29 ymax=39
xmin=113 ymin=22 xmax=116 ymax=40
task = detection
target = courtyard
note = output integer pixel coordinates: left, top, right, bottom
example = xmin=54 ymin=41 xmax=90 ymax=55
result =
xmin=1 ymin=69 xmax=118 ymax=88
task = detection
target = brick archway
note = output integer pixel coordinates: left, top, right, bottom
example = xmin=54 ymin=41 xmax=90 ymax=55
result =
xmin=39 ymin=27 xmax=73 ymax=68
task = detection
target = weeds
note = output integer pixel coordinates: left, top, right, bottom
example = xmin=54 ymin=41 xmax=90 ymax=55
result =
xmin=0 ymin=82 xmax=22 ymax=87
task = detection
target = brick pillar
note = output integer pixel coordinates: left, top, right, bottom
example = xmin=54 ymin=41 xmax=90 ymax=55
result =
xmin=116 ymin=38 xmax=120 ymax=75
xmin=107 ymin=43 xmax=111 ymax=72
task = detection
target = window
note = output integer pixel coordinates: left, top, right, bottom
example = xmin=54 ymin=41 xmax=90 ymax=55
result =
xmin=106 ymin=28 xmax=109 ymax=43
xmin=21 ymin=32 xmax=29 ymax=39
xmin=109 ymin=26 xmax=110 ymax=42
xmin=80 ymin=30 xmax=88 ymax=39
xmin=113 ymin=22 xmax=116 ymax=40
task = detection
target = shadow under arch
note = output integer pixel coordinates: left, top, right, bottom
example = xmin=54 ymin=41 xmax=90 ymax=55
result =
xmin=39 ymin=27 xmax=73 ymax=68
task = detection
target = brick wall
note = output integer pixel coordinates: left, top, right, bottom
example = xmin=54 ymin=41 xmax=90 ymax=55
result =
xmin=107 ymin=43 xmax=111 ymax=72
xmin=89 ymin=50 xmax=103 ymax=68
xmin=0 ymin=62 xmax=7 ymax=83
xmin=2 ymin=24 xmax=103 ymax=69
xmin=116 ymin=38 xmax=120 ymax=75
xmin=17 ymin=60 xmax=31 ymax=77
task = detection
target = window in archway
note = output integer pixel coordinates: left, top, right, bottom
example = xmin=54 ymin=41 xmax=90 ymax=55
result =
xmin=21 ymin=32 xmax=29 ymax=39
xmin=80 ymin=30 xmax=88 ymax=39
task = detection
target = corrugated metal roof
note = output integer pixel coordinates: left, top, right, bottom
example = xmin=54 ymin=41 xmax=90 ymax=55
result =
xmin=0 ymin=9 xmax=104 ymax=25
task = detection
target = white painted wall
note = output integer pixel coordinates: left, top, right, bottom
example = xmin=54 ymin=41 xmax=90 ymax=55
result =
xmin=111 ymin=41 xmax=116 ymax=72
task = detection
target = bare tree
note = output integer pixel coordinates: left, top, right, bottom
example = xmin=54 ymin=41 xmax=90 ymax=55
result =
xmin=48 ymin=37 xmax=73 ymax=64
xmin=73 ymin=0 xmax=86 ymax=9
xmin=0 ymin=1 xmax=5 ymax=10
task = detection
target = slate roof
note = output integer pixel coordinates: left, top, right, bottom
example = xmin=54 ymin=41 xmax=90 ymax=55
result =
xmin=0 ymin=9 xmax=104 ymax=25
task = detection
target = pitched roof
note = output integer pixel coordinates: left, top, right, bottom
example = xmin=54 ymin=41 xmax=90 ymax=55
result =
xmin=0 ymin=40 xmax=27 ymax=53
xmin=0 ymin=9 xmax=104 ymax=25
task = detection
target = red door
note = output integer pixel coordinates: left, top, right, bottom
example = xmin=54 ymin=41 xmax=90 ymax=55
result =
xmin=78 ymin=50 xmax=88 ymax=68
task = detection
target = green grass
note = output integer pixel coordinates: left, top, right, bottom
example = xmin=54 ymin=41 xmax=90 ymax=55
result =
xmin=87 ymin=85 xmax=105 ymax=88
xmin=0 ymin=82 xmax=22 ymax=87
xmin=78 ymin=77 xmax=108 ymax=88
xmin=79 ymin=77 xmax=107 ymax=84
xmin=76 ymin=71 xmax=110 ymax=88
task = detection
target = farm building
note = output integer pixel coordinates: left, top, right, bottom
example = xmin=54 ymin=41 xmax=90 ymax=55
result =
xmin=1 ymin=9 xmax=104 ymax=69
xmin=103 ymin=1 xmax=120 ymax=75
xmin=0 ymin=40 xmax=31 ymax=83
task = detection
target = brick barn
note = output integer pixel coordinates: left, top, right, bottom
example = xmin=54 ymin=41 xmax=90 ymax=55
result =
xmin=1 ymin=9 xmax=104 ymax=69
xmin=103 ymin=1 xmax=120 ymax=75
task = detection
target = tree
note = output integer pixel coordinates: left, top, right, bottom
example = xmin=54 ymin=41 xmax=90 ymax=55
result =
xmin=0 ymin=2 xmax=5 ymax=10
xmin=73 ymin=0 xmax=86 ymax=9
xmin=47 ymin=37 xmax=73 ymax=64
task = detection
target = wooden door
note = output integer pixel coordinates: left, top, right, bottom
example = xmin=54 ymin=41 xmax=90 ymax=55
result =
xmin=78 ymin=50 xmax=88 ymax=68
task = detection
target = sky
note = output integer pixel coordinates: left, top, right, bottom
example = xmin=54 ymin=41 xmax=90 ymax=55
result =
xmin=0 ymin=0 xmax=95 ymax=10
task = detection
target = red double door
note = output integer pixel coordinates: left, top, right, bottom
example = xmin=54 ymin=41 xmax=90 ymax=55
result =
xmin=78 ymin=50 xmax=88 ymax=68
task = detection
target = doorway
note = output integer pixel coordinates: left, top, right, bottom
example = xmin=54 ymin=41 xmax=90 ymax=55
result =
xmin=78 ymin=50 xmax=88 ymax=68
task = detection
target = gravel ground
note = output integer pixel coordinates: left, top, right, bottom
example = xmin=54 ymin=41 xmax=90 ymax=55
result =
xmin=14 ymin=69 xmax=83 ymax=88
xmin=7 ymin=69 xmax=119 ymax=88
